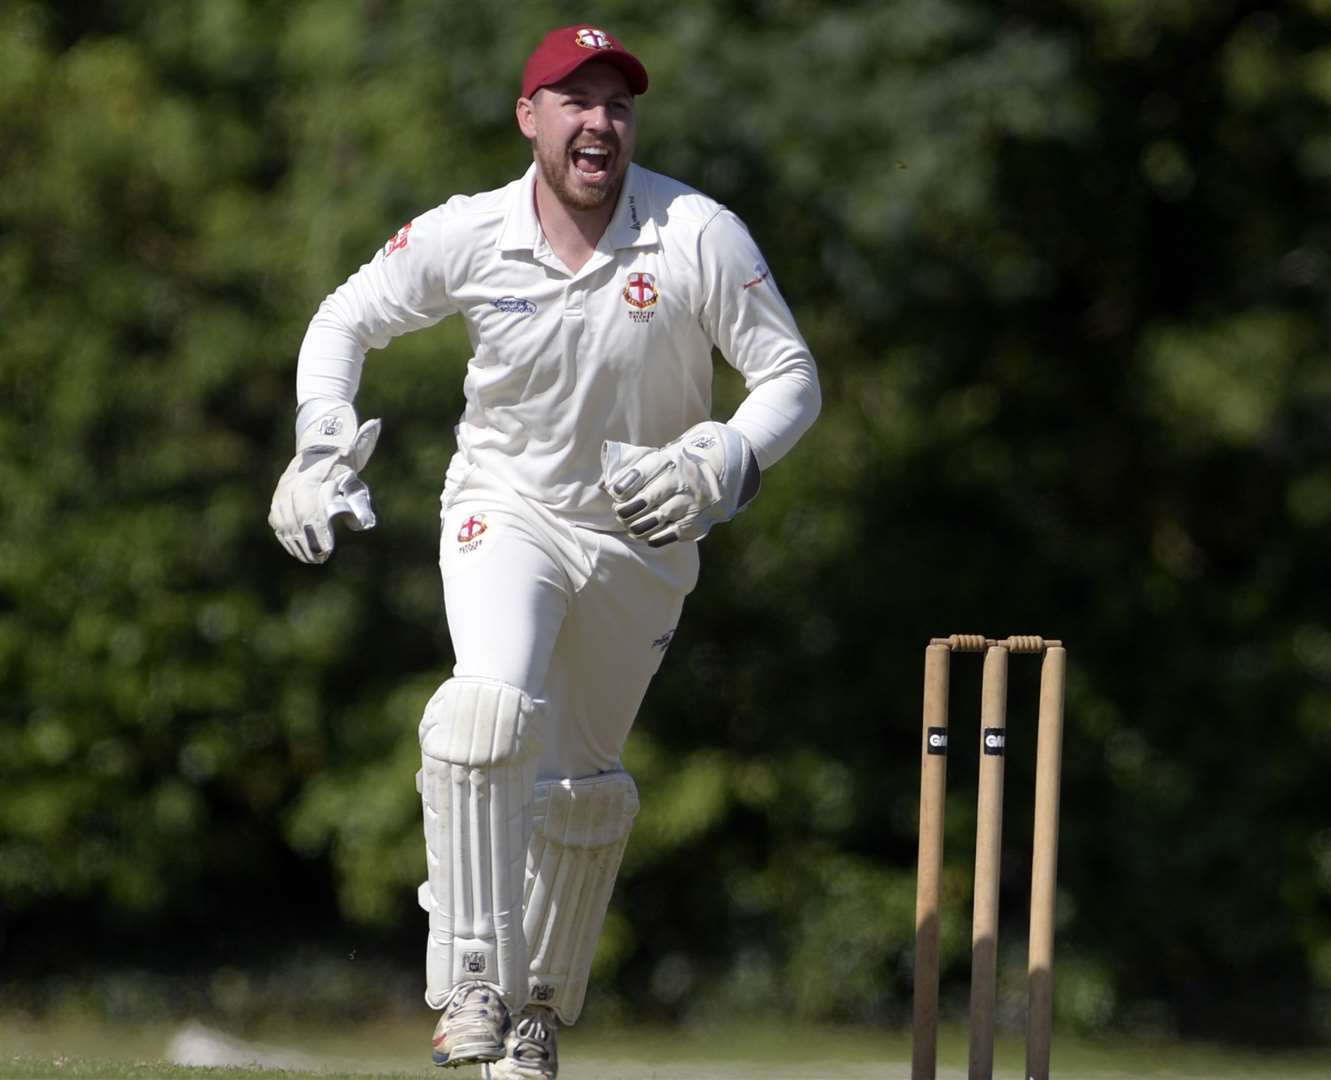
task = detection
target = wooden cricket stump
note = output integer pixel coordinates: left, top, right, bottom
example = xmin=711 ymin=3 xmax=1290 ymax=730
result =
xmin=911 ymin=635 xmax=1067 ymax=1080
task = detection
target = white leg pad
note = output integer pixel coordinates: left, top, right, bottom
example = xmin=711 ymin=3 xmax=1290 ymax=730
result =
xmin=522 ymin=770 xmax=639 ymax=1025
xmin=419 ymin=677 xmax=542 ymax=1010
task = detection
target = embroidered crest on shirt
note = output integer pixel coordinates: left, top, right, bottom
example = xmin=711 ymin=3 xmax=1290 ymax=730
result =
xmin=457 ymin=514 xmax=488 ymax=554
xmin=383 ymin=221 xmax=412 ymax=257
xmin=623 ymin=272 xmax=658 ymax=323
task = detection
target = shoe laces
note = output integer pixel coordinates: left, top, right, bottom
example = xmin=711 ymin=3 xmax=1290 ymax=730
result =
xmin=509 ymin=1010 xmax=556 ymax=1063
xmin=443 ymin=981 xmax=503 ymax=1028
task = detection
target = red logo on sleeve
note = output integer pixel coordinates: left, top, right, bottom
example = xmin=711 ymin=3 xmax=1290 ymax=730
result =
xmin=383 ymin=221 xmax=412 ymax=256
xmin=742 ymin=263 xmax=771 ymax=289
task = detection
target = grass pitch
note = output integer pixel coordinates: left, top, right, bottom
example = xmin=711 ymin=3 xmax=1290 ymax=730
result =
xmin=2 ymin=1015 xmax=1330 ymax=1079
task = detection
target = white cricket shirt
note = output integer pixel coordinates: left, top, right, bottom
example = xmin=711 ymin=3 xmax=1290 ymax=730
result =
xmin=296 ymin=163 xmax=821 ymax=530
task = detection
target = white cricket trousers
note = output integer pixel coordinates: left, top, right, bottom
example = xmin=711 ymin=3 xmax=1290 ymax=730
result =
xmin=438 ymin=465 xmax=699 ymax=780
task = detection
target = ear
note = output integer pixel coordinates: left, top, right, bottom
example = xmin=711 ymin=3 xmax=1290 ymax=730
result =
xmin=516 ymin=96 xmax=538 ymax=139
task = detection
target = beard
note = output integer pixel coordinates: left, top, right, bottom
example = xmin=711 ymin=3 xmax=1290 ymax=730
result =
xmin=533 ymin=132 xmax=629 ymax=212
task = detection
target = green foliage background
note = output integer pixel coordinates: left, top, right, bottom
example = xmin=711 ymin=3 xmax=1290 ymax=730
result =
xmin=4 ymin=0 xmax=1331 ymax=1045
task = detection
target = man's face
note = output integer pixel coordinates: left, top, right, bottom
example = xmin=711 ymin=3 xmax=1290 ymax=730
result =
xmin=518 ymin=62 xmax=636 ymax=212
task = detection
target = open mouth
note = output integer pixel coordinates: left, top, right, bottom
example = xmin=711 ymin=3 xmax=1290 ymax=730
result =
xmin=570 ymin=145 xmax=612 ymax=182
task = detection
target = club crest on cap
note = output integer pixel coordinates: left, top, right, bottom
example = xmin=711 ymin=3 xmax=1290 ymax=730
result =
xmin=575 ymin=28 xmax=612 ymax=50
xmin=522 ymin=24 xmax=649 ymax=98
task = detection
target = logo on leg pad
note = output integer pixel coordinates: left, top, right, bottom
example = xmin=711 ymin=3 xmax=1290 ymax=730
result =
xmin=462 ymin=952 xmax=488 ymax=974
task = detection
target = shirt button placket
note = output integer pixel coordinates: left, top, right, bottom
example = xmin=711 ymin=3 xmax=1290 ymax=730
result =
xmin=563 ymin=281 xmax=584 ymax=357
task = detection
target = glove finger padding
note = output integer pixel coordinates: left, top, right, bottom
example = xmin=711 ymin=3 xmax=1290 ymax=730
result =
xmin=269 ymin=404 xmax=381 ymax=564
xmin=599 ymin=441 xmax=674 ymax=506
xmin=269 ymin=473 xmax=334 ymax=563
xmin=600 ymin=421 xmax=760 ymax=547
xmin=624 ymin=489 xmax=692 ymax=538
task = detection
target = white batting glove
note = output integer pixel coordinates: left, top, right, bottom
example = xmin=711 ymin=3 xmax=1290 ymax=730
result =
xmin=600 ymin=421 xmax=761 ymax=547
xmin=268 ymin=403 xmax=381 ymax=564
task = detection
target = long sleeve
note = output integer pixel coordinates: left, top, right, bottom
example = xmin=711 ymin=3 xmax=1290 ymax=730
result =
xmin=294 ymin=208 xmax=458 ymax=429
xmin=696 ymin=209 xmax=821 ymax=469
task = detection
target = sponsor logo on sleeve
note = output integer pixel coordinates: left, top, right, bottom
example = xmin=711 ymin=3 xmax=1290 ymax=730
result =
xmin=651 ymin=628 xmax=676 ymax=652
xmin=383 ymin=221 xmax=412 ymax=256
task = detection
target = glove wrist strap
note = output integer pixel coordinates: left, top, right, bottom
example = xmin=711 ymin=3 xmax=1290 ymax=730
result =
xmin=296 ymin=402 xmax=360 ymax=456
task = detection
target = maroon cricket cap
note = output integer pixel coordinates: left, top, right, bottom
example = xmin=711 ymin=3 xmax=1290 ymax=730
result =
xmin=521 ymin=25 xmax=648 ymax=99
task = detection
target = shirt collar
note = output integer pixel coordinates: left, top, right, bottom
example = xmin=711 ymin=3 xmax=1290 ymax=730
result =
xmin=498 ymin=165 xmax=542 ymax=254
xmin=604 ymin=165 xmax=659 ymax=250
xmin=497 ymin=163 xmax=659 ymax=255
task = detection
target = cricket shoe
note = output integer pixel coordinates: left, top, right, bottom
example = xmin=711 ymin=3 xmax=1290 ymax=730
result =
xmin=431 ymin=980 xmax=511 ymax=1067
xmin=481 ymin=1006 xmax=559 ymax=1079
